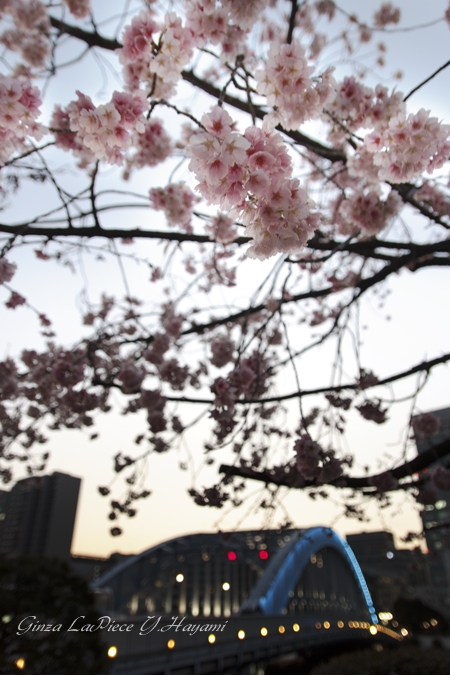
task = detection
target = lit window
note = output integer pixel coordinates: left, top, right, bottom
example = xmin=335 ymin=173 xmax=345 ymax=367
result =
xmin=292 ymin=623 xmax=300 ymax=632
xmin=107 ymin=646 xmax=118 ymax=659
xmin=176 ymin=573 xmax=184 ymax=583
xmin=260 ymin=627 xmax=268 ymax=636
xmin=167 ymin=639 xmax=175 ymax=649
xmin=15 ymin=659 xmax=25 ymax=670
xmin=323 ymin=621 xmax=330 ymax=629
xmin=227 ymin=551 xmax=237 ymax=561
xmin=278 ymin=625 xmax=285 ymax=634
xmin=222 ymin=582 xmax=230 ymax=591
xmin=259 ymin=550 xmax=269 ymax=560
xmin=208 ymin=634 xmax=216 ymax=644
xmin=238 ymin=630 xmax=245 ymax=640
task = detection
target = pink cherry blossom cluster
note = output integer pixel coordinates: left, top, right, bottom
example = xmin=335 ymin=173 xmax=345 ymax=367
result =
xmin=315 ymin=1 xmax=336 ymax=21
xmin=294 ymin=434 xmax=343 ymax=483
xmin=336 ymin=188 xmax=402 ymax=236
xmin=188 ymin=106 xmax=320 ymax=259
xmin=212 ymin=351 xmax=269 ymax=411
xmin=139 ymin=388 xmax=167 ymax=435
xmin=205 ymin=212 xmax=238 ymax=244
xmin=365 ymin=109 xmax=450 ymax=183
xmin=415 ymin=182 xmax=450 ymax=220
xmin=127 ymin=117 xmax=172 ymax=169
xmin=3 ymin=346 xmax=109 ymax=437
xmin=160 ymin=301 xmax=184 ymax=339
xmin=51 ymin=90 xmax=148 ymax=165
xmin=0 ymin=257 xmax=17 ymax=284
xmin=118 ymin=10 xmax=193 ymax=95
xmin=189 ymin=485 xmax=229 ymax=508
xmin=117 ymin=364 xmax=146 ymax=394
xmin=62 ymin=0 xmax=91 ymax=19
xmin=143 ymin=333 xmax=171 ymax=365
xmin=0 ymin=75 xmax=44 ymax=165
xmin=356 ymin=400 xmax=388 ymax=424
xmin=0 ymin=0 xmax=50 ymax=67
xmin=373 ymin=3 xmax=400 ymax=28
xmin=150 ymin=182 xmax=198 ymax=232
xmin=5 ymin=291 xmax=26 ymax=309
xmin=185 ymin=0 xmax=259 ymax=64
xmin=412 ymin=412 xmax=440 ymax=440
xmin=158 ymin=357 xmax=190 ymax=390
xmin=210 ymin=334 xmax=235 ymax=368
xmin=327 ymin=77 xmax=405 ymax=143
xmin=255 ymin=41 xmax=335 ymax=131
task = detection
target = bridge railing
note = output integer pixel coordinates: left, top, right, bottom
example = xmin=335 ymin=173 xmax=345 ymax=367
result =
xmin=101 ymin=614 xmax=401 ymax=675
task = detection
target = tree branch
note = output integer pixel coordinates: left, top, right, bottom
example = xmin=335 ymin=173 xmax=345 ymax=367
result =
xmin=219 ymin=437 xmax=450 ymax=491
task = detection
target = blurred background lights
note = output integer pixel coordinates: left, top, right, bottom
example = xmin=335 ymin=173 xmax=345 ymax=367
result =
xmin=238 ymin=630 xmax=245 ymax=640
xmin=107 ymin=646 xmax=118 ymax=658
xmin=175 ymin=573 xmax=184 ymax=582
xmin=379 ymin=612 xmax=393 ymax=621
xmin=222 ymin=582 xmax=230 ymax=591
xmin=208 ymin=634 xmax=216 ymax=644
xmin=15 ymin=659 xmax=25 ymax=670
xmin=167 ymin=639 xmax=175 ymax=649
xmin=260 ymin=627 xmax=268 ymax=636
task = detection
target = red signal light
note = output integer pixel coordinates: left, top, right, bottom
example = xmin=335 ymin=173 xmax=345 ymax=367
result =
xmin=259 ymin=550 xmax=269 ymax=560
xmin=227 ymin=551 xmax=237 ymax=561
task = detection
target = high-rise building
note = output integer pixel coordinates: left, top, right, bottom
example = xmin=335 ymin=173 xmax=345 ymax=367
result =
xmin=414 ymin=407 xmax=450 ymax=587
xmin=0 ymin=471 xmax=80 ymax=559
xmin=346 ymin=531 xmax=427 ymax=613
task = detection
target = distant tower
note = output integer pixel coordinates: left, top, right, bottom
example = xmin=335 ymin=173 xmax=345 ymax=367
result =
xmin=414 ymin=407 xmax=450 ymax=587
xmin=0 ymin=471 xmax=80 ymax=559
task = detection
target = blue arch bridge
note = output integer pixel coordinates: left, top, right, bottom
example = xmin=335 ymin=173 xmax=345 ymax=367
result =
xmin=91 ymin=527 xmax=403 ymax=675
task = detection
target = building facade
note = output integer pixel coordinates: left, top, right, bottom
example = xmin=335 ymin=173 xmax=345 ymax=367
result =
xmin=0 ymin=471 xmax=80 ymax=559
xmin=414 ymin=407 xmax=450 ymax=588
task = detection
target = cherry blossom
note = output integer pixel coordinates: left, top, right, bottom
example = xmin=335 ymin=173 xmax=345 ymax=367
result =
xmin=0 ymin=258 xmax=17 ymax=284
xmin=150 ymin=182 xmax=198 ymax=232
xmin=188 ymin=106 xmax=320 ymax=259
xmin=255 ymin=41 xmax=335 ymax=131
xmin=0 ymin=75 xmax=45 ymax=164
xmin=0 ymin=0 xmax=450 ymax=537
xmin=413 ymin=413 xmax=440 ymax=440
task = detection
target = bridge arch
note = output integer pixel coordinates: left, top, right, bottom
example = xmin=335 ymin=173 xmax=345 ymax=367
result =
xmin=244 ymin=527 xmax=377 ymax=623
